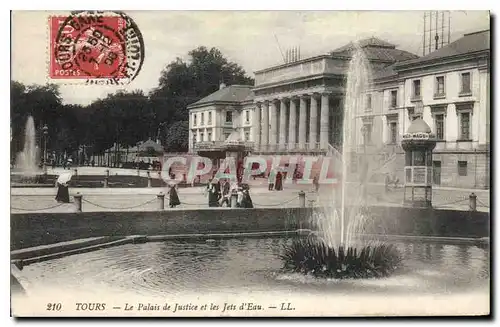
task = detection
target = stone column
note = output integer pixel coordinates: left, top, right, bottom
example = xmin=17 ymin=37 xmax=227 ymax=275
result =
xmin=270 ymin=100 xmax=278 ymax=150
xmin=253 ymin=102 xmax=261 ymax=149
xmin=320 ymin=93 xmax=330 ymax=149
xmin=261 ymin=100 xmax=269 ymax=150
xmin=309 ymin=93 xmax=319 ymax=149
xmin=279 ymin=98 xmax=287 ymax=150
xmin=298 ymin=95 xmax=307 ymax=149
xmin=288 ymin=97 xmax=297 ymax=149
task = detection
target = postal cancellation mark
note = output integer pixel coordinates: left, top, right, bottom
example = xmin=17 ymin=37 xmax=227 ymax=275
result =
xmin=50 ymin=11 xmax=144 ymax=83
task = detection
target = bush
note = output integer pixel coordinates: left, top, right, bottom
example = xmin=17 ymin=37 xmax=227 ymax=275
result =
xmin=280 ymin=238 xmax=402 ymax=279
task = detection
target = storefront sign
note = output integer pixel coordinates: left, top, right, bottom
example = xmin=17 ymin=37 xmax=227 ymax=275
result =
xmin=402 ymin=132 xmax=431 ymax=140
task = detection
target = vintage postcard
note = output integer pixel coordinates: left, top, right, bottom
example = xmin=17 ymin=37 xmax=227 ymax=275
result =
xmin=10 ymin=10 xmax=490 ymax=317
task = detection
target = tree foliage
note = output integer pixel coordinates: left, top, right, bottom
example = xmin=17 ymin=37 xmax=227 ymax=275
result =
xmin=163 ymin=121 xmax=189 ymax=152
xmin=10 ymin=46 xmax=254 ymax=162
xmin=150 ymin=46 xmax=254 ymax=124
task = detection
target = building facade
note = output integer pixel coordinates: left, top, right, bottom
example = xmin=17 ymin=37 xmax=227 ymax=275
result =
xmin=364 ymin=30 xmax=490 ymax=188
xmin=187 ymin=30 xmax=490 ymax=188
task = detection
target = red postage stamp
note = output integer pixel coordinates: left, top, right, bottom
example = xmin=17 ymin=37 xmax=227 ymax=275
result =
xmin=49 ymin=11 xmax=144 ymax=84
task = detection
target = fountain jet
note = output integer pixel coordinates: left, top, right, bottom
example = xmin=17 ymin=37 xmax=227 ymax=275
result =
xmin=282 ymin=45 xmax=402 ymax=279
xmin=15 ymin=116 xmax=41 ymax=176
xmin=312 ymin=44 xmax=376 ymax=249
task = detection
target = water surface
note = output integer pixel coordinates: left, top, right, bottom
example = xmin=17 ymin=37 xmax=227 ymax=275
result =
xmin=16 ymin=237 xmax=490 ymax=300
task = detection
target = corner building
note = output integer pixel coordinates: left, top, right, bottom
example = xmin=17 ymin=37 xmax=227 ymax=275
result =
xmin=367 ymin=30 xmax=490 ymax=189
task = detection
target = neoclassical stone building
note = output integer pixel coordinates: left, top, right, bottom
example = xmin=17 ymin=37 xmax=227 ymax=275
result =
xmin=187 ymin=31 xmax=490 ymax=188
xmin=188 ymin=37 xmax=417 ymax=154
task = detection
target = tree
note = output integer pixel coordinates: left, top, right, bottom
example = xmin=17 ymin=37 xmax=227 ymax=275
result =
xmin=150 ymin=46 xmax=254 ymax=130
xmin=10 ymin=46 xmax=255 ymax=162
xmin=162 ymin=121 xmax=189 ymax=152
xmin=10 ymin=82 xmax=63 ymax=159
xmin=86 ymin=90 xmax=152 ymax=154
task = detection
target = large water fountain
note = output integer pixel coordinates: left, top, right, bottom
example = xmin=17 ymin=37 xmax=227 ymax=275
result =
xmin=281 ymin=45 xmax=401 ymax=279
xmin=11 ymin=116 xmax=45 ymax=184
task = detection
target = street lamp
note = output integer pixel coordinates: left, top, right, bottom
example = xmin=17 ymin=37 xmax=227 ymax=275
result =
xmin=42 ymin=124 xmax=48 ymax=174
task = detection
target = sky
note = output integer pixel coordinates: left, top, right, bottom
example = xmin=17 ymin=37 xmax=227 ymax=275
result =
xmin=11 ymin=10 xmax=490 ymax=105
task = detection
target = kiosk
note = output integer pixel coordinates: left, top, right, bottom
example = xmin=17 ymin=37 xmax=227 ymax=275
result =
xmin=401 ymin=118 xmax=437 ymax=208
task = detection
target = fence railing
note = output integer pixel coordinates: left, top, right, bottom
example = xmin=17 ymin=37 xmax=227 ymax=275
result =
xmin=10 ymin=192 xmax=307 ymax=212
xmin=11 ymin=189 xmax=488 ymax=213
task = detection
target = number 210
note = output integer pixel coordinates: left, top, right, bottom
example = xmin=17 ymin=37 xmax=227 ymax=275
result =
xmin=46 ymin=303 xmax=62 ymax=311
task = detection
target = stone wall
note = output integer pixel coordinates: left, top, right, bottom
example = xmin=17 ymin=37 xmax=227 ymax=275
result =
xmin=433 ymin=150 xmax=490 ymax=189
xmin=380 ymin=150 xmax=490 ymax=189
xmin=11 ymin=206 xmax=489 ymax=251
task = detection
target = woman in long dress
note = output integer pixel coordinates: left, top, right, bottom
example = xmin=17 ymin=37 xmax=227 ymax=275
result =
xmin=55 ymin=182 xmax=70 ymax=203
xmin=168 ymin=183 xmax=181 ymax=208
xmin=207 ymin=179 xmax=221 ymax=207
xmin=275 ymin=171 xmax=283 ymax=191
xmin=239 ymin=184 xmax=254 ymax=208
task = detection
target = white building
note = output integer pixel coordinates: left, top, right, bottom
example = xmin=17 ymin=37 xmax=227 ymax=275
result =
xmin=364 ymin=29 xmax=490 ymax=188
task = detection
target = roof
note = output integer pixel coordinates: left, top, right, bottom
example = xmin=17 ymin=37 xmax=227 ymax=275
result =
xmin=242 ymin=92 xmax=255 ymax=102
xmin=189 ymin=85 xmax=253 ymax=107
xmin=333 ymin=37 xmax=397 ymax=52
xmin=331 ymin=37 xmax=419 ymax=63
xmin=406 ymin=118 xmax=432 ymax=134
xmin=373 ymin=64 xmax=398 ymax=80
xmin=395 ymin=29 xmax=490 ymax=67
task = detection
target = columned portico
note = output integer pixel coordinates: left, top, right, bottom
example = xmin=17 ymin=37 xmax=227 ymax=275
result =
xmin=270 ymin=100 xmax=278 ymax=151
xmin=320 ymin=93 xmax=330 ymax=150
xmin=288 ymin=97 xmax=297 ymax=148
xmin=261 ymin=101 xmax=269 ymax=150
xmin=309 ymin=93 xmax=319 ymax=149
xmin=279 ymin=98 xmax=287 ymax=150
xmin=298 ymin=95 xmax=307 ymax=149
xmin=253 ymin=93 xmax=336 ymax=153
xmin=253 ymin=102 xmax=261 ymax=147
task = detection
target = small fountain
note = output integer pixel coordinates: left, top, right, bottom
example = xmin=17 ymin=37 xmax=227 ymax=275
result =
xmin=15 ymin=116 xmax=40 ymax=173
xmin=281 ymin=45 xmax=401 ymax=279
xmin=11 ymin=116 xmax=45 ymax=184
